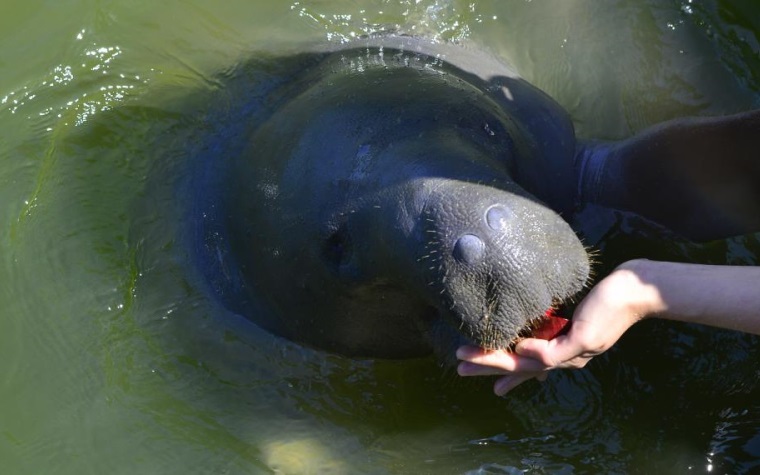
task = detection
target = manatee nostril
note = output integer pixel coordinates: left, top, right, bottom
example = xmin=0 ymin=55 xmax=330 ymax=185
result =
xmin=453 ymin=234 xmax=485 ymax=265
xmin=486 ymin=205 xmax=514 ymax=231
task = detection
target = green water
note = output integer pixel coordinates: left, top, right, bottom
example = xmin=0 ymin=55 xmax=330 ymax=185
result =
xmin=1 ymin=1 xmax=759 ymax=473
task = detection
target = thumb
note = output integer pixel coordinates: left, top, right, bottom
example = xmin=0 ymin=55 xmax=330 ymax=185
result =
xmin=515 ymin=334 xmax=584 ymax=369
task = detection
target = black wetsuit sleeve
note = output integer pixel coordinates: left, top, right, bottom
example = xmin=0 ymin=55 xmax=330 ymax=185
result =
xmin=578 ymin=109 xmax=760 ymax=241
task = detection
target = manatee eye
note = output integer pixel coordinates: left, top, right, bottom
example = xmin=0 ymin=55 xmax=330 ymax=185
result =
xmin=322 ymin=224 xmax=353 ymax=270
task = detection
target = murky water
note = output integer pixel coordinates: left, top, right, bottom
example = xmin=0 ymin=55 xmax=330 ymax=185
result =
xmin=1 ymin=1 xmax=759 ymax=473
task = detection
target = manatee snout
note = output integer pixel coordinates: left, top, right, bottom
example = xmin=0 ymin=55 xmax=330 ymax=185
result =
xmin=416 ymin=180 xmax=590 ymax=350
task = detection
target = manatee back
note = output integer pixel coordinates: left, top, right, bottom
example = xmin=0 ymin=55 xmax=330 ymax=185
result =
xmin=323 ymin=35 xmax=579 ymax=215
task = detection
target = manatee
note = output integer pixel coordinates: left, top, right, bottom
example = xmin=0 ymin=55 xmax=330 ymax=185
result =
xmin=190 ymin=35 xmax=760 ymax=359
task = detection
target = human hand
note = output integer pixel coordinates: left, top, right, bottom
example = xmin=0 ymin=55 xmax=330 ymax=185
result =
xmin=456 ymin=261 xmax=656 ymax=395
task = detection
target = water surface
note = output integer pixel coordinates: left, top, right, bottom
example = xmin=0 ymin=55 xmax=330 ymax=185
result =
xmin=1 ymin=1 xmax=759 ymax=473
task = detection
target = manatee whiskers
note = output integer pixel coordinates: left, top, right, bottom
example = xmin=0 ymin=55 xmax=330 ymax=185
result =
xmin=476 ymin=317 xmax=501 ymax=351
xmin=583 ymin=244 xmax=600 ymax=285
xmin=476 ymin=291 xmax=500 ymax=347
xmin=481 ymin=295 xmax=577 ymax=350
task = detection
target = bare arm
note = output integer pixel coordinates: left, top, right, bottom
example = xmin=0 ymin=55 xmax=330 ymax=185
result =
xmin=628 ymin=259 xmax=760 ymax=332
xmin=457 ymin=259 xmax=760 ymax=395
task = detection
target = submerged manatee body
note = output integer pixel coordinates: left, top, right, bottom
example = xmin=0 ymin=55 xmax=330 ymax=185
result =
xmin=192 ymin=35 xmax=760 ymax=358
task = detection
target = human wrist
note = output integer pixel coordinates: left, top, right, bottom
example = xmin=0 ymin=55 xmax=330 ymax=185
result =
xmin=608 ymin=259 xmax=667 ymax=323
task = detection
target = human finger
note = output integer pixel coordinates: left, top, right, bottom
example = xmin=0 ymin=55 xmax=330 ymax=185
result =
xmin=515 ymin=335 xmax=593 ymax=370
xmin=457 ymin=361 xmax=509 ymax=376
xmin=456 ymin=345 xmax=548 ymax=373
xmin=493 ymin=372 xmax=541 ymax=396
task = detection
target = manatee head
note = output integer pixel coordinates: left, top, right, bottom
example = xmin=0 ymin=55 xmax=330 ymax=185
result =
xmin=224 ymin=42 xmax=590 ymax=358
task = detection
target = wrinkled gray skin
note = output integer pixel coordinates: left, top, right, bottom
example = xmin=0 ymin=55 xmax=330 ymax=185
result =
xmin=218 ymin=35 xmax=760 ymax=358
xmin=226 ymin=36 xmax=590 ymax=358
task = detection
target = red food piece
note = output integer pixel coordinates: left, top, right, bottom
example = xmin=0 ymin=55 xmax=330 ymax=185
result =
xmin=532 ymin=309 xmax=570 ymax=340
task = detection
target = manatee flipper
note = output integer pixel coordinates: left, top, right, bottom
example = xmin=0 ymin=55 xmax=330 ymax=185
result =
xmin=577 ymin=109 xmax=760 ymax=241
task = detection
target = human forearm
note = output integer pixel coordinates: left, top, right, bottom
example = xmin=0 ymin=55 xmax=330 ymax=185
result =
xmin=618 ymin=259 xmax=760 ymax=335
